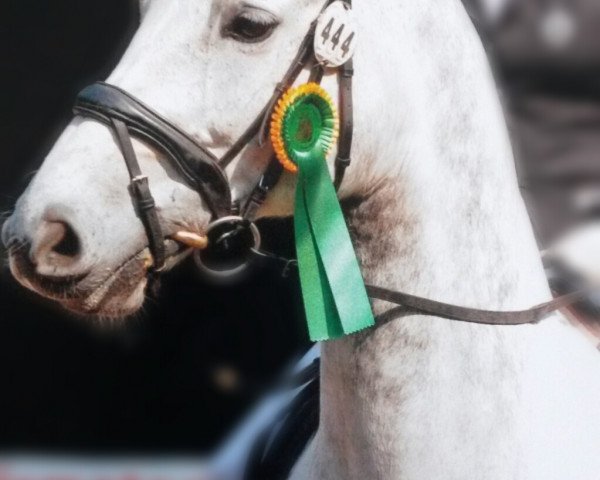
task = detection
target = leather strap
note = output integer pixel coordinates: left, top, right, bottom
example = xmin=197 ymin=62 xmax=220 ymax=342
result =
xmin=251 ymin=247 xmax=590 ymax=326
xmin=111 ymin=119 xmax=166 ymax=271
xmin=334 ymin=58 xmax=354 ymax=190
xmin=366 ymin=284 xmax=590 ymax=326
xmin=242 ymin=159 xmax=283 ymax=221
xmin=309 ymin=64 xmax=325 ymax=83
xmin=75 ymin=83 xmax=232 ymax=218
xmin=219 ymin=105 xmax=269 ymax=169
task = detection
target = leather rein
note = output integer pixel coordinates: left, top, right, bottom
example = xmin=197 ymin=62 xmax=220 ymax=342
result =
xmin=72 ymin=0 xmax=589 ymax=330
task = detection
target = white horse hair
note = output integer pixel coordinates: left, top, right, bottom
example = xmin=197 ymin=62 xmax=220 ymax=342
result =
xmin=4 ymin=0 xmax=600 ymax=478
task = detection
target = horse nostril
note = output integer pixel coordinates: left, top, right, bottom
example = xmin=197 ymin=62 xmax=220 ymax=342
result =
xmin=51 ymin=223 xmax=80 ymax=257
xmin=32 ymin=220 xmax=82 ymax=274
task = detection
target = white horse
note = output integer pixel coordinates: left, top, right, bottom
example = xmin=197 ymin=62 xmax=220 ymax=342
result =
xmin=4 ymin=0 xmax=600 ymax=478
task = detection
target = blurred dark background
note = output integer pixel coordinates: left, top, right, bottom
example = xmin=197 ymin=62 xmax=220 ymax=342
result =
xmin=466 ymin=0 xmax=600 ymax=246
xmin=0 ymin=0 xmax=308 ymax=454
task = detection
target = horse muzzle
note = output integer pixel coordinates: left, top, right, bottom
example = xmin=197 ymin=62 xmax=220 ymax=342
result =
xmin=2 ymin=212 xmax=187 ymax=316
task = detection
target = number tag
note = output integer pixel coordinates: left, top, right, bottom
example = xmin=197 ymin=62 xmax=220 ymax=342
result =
xmin=314 ymin=1 xmax=357 ymax=67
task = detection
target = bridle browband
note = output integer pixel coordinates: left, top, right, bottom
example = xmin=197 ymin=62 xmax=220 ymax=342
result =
xmin=72 ymin=0 xmax=590 ymax=329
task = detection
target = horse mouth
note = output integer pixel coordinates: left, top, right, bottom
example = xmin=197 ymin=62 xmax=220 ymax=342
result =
xmin=8 ymin=239 xmax=190 ymax=318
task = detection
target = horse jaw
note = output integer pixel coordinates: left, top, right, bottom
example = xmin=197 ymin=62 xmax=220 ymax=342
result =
xmin=290 ymin=0 xmax=600 ymax=479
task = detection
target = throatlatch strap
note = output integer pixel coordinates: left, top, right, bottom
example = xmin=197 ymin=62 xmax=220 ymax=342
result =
xmin=111 ymin=118 xmax=166 ymax=271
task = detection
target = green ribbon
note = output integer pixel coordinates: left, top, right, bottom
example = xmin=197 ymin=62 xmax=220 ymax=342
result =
xmin=281 ymin=91 xmax=374 ymax=341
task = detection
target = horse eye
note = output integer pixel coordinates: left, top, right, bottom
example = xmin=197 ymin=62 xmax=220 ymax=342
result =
xmin=225 ymin=11 xmax=278 ymax=43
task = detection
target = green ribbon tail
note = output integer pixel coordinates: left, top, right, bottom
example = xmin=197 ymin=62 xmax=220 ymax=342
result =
xmin=294 ymin=155 xmax=375 ymax=341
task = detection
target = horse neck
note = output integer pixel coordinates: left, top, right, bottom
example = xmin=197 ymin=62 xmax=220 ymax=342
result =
xmin=312 ymin=165 xmax=552 ymax=477
xmin=305 ymin=0 xmax=556 ymax=477
xmin=341 ymin=0 xmax=552 ymax=311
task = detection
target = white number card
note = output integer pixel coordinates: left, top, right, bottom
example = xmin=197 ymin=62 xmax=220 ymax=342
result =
xmin=314 ymin=1 xmax=357 ymax=68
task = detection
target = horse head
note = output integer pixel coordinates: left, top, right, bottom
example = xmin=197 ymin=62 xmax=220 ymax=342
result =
xmin=3 ymin=0 xmax=384 ymax=317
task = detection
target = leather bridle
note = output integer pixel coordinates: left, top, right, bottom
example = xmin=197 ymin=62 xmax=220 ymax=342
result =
xmin=73 ymin=0 xmax=352 ymax=275
xmin=72 ymin=0 xmax=591 ymax=328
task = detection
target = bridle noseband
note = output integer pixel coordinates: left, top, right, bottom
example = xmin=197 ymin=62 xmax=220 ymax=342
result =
xmin=71 ymin=0 xmax=591 ymax=329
